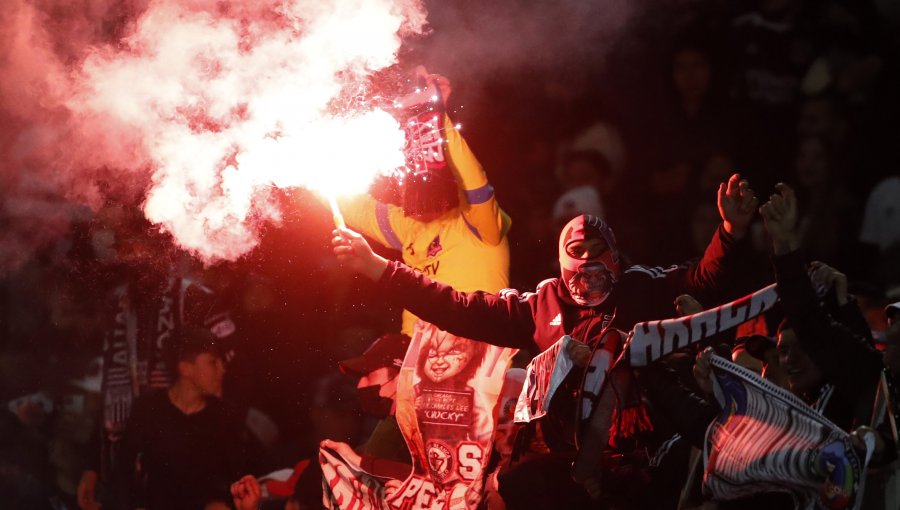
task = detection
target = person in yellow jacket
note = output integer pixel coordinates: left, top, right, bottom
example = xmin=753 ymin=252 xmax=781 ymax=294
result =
xmin=333 ymin=69 xmax=512 ymax=468
xmin=338 ymin=114 xmax=511 ymax=335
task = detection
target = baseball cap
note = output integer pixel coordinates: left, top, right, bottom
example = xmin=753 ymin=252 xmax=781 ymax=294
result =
xmin=338 ymin=333 xmax=410 ymax=376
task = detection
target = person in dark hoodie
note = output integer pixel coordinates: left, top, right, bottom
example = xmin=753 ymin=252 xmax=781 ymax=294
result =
xmin=654 ymin=183 xmax=887 ymax=509
xmin=331 ymin=173 xmax=759 ymax=509
xmin=759 ymin=184 xmax=885 ymax=434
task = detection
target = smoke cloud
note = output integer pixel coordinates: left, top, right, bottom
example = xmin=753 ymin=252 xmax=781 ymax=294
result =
xmin=1 ymin=0 xmax=426 ymax=269
xmin=417 ymin=0 xmax=637 ymax=84
xmin=1 ymin=0 xmax=640 ymax=272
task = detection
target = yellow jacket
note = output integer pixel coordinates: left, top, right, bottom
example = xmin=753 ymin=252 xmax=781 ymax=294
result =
xmin=339 ymin=116 xmax=511 ymax=336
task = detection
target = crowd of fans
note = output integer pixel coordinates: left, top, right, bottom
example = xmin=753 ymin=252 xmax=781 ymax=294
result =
xmin=2 ymin=0 xmax=900 ymax=509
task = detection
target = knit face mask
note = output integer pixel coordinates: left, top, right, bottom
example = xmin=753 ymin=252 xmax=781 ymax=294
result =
xmin=558 ymin=215 xmax=621 ymax=306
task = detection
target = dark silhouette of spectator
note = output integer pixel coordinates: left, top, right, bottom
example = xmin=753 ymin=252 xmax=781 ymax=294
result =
xmin=883 ymin=302 xmax=900 ymax=422
xmin=0 ymin=355 xmax=57 ymax=510
xmin=655 ymin=36 xmax=738 ymax=170
xmin=729 ymin=0 xmax=815 ymax=188
xmin=797 ymin=94 xmax=848 ymax=144
xmin=644 ymin=158 xmax=697 ymax=264
xmin=552 ymin=150 xmax=616 ymax=227
xmin=108 ymin=327 xmax=258 ymax=510
xmin=758 ymin=183 xmax=885 ymax=431
xmin=791 ymin=136 xmax=860 ymax=267
xmin=77 ymin=205 xmax=236 ymax=510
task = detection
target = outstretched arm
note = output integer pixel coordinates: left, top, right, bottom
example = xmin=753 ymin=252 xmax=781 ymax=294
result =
xmin=333 ymin=228 xmax=536 ymax=349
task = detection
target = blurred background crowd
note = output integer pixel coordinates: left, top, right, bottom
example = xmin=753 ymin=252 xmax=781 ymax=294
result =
xmin=2 ymin=0 xmax=900 ymax=508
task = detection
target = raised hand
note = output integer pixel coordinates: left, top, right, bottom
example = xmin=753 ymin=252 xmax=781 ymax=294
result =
xmin=675 ymin=294 xmax=704 ymax=317
xmin=394 ymin=66 xmax=452 ymax=109
xmin=415 ymin=65 xmax=452 ymax=104
xmin=230 ymin=475 xmax=261 ymax=510
xmin=759 ymin=183 xmax=799 ymax=254
xmin=809 ymin=261 xmax=849 ymax=305
xmin=717 ymin=173 xmax=758 ymax=240
xmin=77 ymin=470 xmax=100 ymax=510
xmin=321 ymin=439 xmax=363 ymax=466
xmin=565 ymin=338 xmax=593 ymax=368
xmin=332 ymin=228 xmax=389 ymax=281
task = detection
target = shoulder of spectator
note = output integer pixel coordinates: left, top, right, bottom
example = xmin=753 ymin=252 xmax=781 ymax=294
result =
xmin=623 ymin=263 xmax=685 ymax=281
xmin=206 ymin=395 xmax=237 ymax=415
xmin=136 ymin=388 xmax=169 ymax=410
xmin=535 ymin=277 xmax=558 ymax=292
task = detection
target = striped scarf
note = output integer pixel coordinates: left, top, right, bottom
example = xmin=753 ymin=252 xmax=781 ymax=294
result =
xmin=703 ymin=355 xmax=871 ymax=510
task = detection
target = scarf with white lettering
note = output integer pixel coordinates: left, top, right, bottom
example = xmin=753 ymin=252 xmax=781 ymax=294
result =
xmin=100 ymin=278 xmax=175 ymax=478
xmin=100 ymin=276 xmax=235 ymax=478
xmin=627 ymin=284 xmax=779 ymax=367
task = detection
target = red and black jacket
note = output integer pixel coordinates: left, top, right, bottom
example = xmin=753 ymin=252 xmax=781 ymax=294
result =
xmin=378 ymin=224 xmax=755 ymax=354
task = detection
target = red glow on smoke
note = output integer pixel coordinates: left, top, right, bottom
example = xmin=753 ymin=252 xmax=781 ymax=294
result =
xmin=1 ymin=0 xmax=428 ymax=266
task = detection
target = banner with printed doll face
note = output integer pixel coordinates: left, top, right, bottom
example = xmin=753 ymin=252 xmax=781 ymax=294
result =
xmin=321 ymin=321 xmax=517 ymax=510
xmin=389 ymin=321 xmax=517 ymax=509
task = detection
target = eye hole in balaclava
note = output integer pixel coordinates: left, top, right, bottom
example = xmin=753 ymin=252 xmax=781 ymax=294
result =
xmin=558 ymin=215 xmax=621 ymax=306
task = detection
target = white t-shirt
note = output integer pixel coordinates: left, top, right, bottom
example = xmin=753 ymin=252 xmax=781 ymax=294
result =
xmin=859 ymin=176 xmax=900 ymax=250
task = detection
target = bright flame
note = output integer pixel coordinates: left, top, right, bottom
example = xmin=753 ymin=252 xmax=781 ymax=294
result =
xmin=68 ymin=0 xmax=426 ymax=262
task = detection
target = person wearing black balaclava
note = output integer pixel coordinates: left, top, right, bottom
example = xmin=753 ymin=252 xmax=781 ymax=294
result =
xmin=331 ymin=173 xmax=759 ymax=509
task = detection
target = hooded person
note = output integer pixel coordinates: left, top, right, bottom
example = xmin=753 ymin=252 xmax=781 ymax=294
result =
xmin=332 ymin=173 xmax=760 ymax=509
xmin=558 ymin=214 xmax=620 ymax=307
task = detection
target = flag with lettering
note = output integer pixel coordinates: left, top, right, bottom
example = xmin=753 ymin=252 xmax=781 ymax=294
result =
xmin=321 ymin=447 xmax=389 ymax=509
xmin=627 ymin=284 xmax=779 ymax=367
xmin=322 ymin=321 xmax=517 ymax=510
xmin=703 ymin=355 xmax=873 ymax=510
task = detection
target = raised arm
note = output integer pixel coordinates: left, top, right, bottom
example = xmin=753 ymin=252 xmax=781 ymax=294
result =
xmin=652 ymin=173 xmax=759 ymax=303
xmin=411 ymin=69 xmax=509 ymax=245
xmin=808 ymin=260 xmax=875 ymax=343
xmin=332 ymin=227 xmax=536 ymax=349
xmin=761 ymin=184 xmax=882 ymax=397
xmin=443 ymin=115 xmax=510 ymax=246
